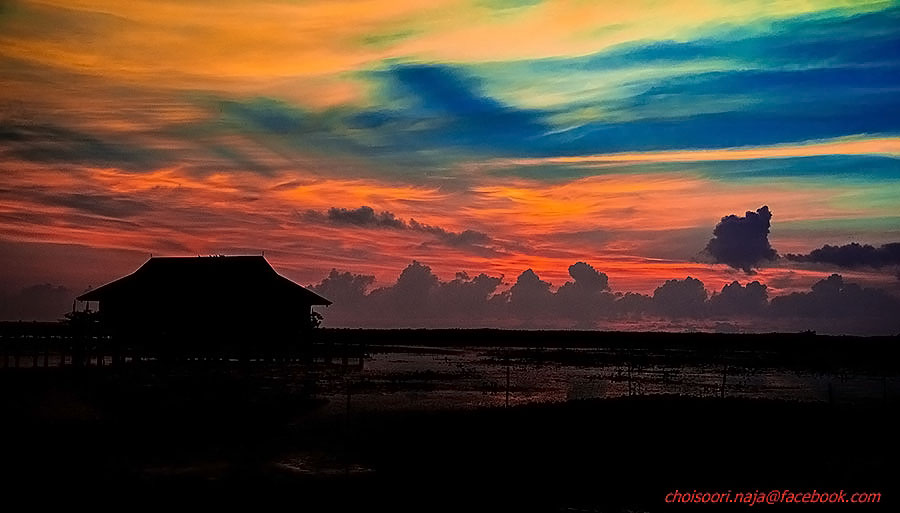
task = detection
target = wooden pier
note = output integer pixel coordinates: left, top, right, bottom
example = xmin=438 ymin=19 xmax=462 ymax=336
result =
xmin=0 ymin=321 xmax=366 ymax=371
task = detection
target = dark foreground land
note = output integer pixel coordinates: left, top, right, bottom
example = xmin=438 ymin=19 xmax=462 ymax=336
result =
xmin=1 ymin=329 xmax=898 ymax=511
xmin=2 ymin=371 xmax=897 ymax=511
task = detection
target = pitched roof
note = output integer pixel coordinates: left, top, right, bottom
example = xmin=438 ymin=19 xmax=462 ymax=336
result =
xmin=77 ymin=255 xmax=331 ymax=305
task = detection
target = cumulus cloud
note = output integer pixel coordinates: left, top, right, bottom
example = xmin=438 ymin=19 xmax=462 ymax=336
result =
xmin=305 ymin=261 xmax=900 ymax=334
xmin=555 ymin=262 xmax=614 ymax=324
xmin=769 ymin=274 xmax=900 ymax=334
xmin=613 ymin=292 xmax=653 ymax=317
xmin=704 ymin=206 xmax=777 ymax=273
xmin=770 ymin=274 xmax=898 ymax=318
xmin=314 ymin=262 xmax=504 ymax=327
xmin=567 ymin=262 xmax=610 ymax=292
xmin=310 ymin=269 xmax=375 ymax=309
xmin=652 ymin=277 xmax=708 ymax=317
xmin=377 ymin=260 xmax=440 ymax=314
xmin=6 ymin=258 xmax=900 ymax=334
xmin=786 ymin=242 xmax=900 ymax=269
xmin=708 ymin=280 xmax=768 ymax=316
xmin=506 ymin=269 xmax=553 ymax=318
xmin=432 ymin=271 xmax=504 ymax=319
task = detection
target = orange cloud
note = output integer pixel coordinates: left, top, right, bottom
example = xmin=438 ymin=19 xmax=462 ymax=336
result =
xmin=2 ymin=159 xmax=896 ymax=297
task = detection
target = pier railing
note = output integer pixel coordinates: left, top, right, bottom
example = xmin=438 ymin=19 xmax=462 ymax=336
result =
xmin=0 ymin=321 xmax=366 ymax=370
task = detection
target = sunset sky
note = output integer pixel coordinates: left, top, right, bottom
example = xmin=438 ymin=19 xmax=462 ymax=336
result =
xmin=1 ymin=0 xmax=899 ymax=330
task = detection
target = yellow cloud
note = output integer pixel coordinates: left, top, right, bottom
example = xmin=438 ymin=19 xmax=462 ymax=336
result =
xmin=485 ymin=136 xmax=900 ymax=167
xmin=2 ymin=0 xmax=889 ymax=102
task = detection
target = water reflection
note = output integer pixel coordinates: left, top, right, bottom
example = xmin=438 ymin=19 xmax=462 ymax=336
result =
xmin=317 ymin=346 xmax=899 ymax=414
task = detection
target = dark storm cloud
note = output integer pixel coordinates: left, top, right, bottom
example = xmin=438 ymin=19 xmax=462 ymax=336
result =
xmin=505 ymin=269 xmax=553 ymax=318
xmin=567 ymin=262 xmax=610 ymax=291
xmin=304 ymin=260 xmax=900 ymax=334
xmin=704 ymin=206 xmax=777 ymax=273
xmin=554 ymin=262 xmax=615 ymax=325
xmin=785 ymin=242 xmax=900 ymax=269
xmin=312 ymin=261 xmax=503 ymax=326
xmin=51 ymin=193 xmax=151 ymax=218
xmin=708 ymin=280 xmax=768 ymax=316
xmin=770 ymin=274 xmax=899 ymax=319
xmin=408 ymin=219 xmax=489 ymax=246
xmin=651 ymin=277 xmax=708 ymax=318
xmin=0 ymin=122 xmax=169 ymax=171
xmin=302 ymin=206 xmax=497 ymax=253
xmin=769 ymin=274 xmax=900 ymax=335
xmin=8 ymin=252 xmax=900 ymax=334
xmin=303 ymin=206 xmax=407 ymax=229
xmin=330 ymin=263 xmax=618 ymax=327
xmin=371 ymin=260 xmax=440 ymax=317
xmin=309 ymin=268 xmax=376 ymax=309
xmin=613 ymin=292 xmax=653 ymax=317
xmin=1 ymin=187 xmax=153 ymax=219
xmin=431 ymin=272 xmax=504 ymax=318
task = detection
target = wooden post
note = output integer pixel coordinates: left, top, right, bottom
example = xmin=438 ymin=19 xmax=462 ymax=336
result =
xmin=344 ymin=375 xmax=352 ymax=478
xmin=628 ymin=359 xmax=634 ymax=397
xmin=505 ymin=354 xmax=511 ymax=408
xmin=720 ymin=364 xmax=727 ymax=399
xmin=72 ymin=335 xmax=82 ymax=368
xmin=346 ymin=377 xmax=352 ymax=420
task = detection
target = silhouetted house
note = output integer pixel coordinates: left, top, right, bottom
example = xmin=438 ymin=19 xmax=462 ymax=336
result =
xmin=76 ymin=255 xmax=330 ymax=353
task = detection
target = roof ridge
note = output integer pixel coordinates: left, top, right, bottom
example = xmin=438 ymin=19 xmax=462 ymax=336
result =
xmin=76 ymin=256 xmax=331 ymax=305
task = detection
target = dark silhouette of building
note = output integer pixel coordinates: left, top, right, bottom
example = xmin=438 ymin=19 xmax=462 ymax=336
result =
xmin=76 ymin=255 xmax=331 ymax=356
